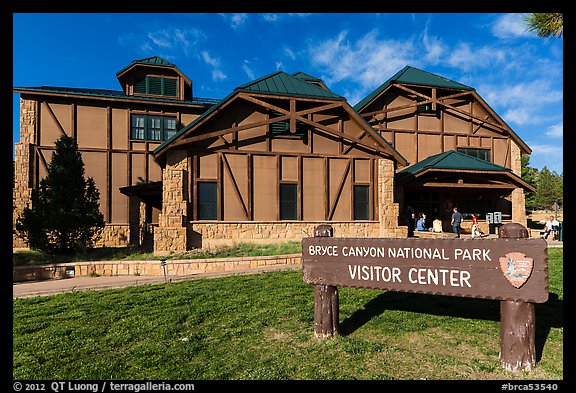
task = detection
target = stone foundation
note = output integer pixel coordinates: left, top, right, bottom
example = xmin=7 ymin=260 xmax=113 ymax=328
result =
xmin=189 ymin=220 xmax=406 ymax=249
xmin=94 ymin=225 xmax=130 ymax=248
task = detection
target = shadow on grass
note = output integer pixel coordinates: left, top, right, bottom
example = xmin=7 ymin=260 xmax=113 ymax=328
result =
xmin=339 ymin=290 xmax=562 ymax=362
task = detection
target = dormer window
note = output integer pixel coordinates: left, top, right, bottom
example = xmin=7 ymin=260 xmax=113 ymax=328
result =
xmin=133 ymin=76 xmax=178 ymax=97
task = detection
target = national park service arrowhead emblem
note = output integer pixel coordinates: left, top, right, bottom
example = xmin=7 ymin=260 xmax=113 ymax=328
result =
xmin=499 ymin=252 xmax=534 ymax=289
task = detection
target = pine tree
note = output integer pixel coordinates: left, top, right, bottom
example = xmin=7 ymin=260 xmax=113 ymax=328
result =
xmin=16 ymin=135 xmax=105 ymax=254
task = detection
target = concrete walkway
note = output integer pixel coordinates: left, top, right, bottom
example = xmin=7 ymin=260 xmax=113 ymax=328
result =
xmin=13 ymin=264 xmax=302 ymax=299
xmin=13 ymin=238 xmax=561 ymax=299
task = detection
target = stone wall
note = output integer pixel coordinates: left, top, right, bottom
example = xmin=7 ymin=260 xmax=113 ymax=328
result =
xmin=189 ymin=221 xmax=384 ymax=249
xmin=94 ymin=225 xmax=130 ymax=248
xmin=13 ymin=98 xmax=37 ymax=248
xmin=154 ymin=149 xmax=189 ymax=253
xmin=13 ymin=253 xmax=302 ymax=281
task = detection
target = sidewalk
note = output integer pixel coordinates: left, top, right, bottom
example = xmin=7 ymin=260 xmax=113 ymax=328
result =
xmin=12 ymin=263 xmax=302 ymax=299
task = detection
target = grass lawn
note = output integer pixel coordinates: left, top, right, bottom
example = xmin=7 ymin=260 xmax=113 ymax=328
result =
xmin=13 ymin=241 xmax=303 ymax=266
xmin=13 ymin=248 xmax=563 ymax=380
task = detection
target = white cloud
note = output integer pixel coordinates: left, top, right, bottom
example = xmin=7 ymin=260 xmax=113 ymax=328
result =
xmin=201 ymin=51 xmax=227 ymax=81
xmin=262 ymin=14 xmax=278 ymax=22
xmin=491 ymin=13 xmax=532 ymax=39
xmin=134 ymin=27 xmax=206 ymax=58
xmin=447 ymin=42 xmax=508 ymax=72
xmin=211 ymin=69 xmax=227 ymax=81
xmin=219 ymin=13 xmax=248 ymax=29
xmin=284 ymin=47 xmax=296 ymax=60
xmin=528 ymin=143 xmax=563 ymax=173
xmin=201 ymin=51 xmax=220 ymax=67
xmin=545 ymin=122 xmax=563 ymax=138
xmin=242 ymin=61 xmax=255 ymax=80
xmin=309 ymin=29 xmax=414 ymax=90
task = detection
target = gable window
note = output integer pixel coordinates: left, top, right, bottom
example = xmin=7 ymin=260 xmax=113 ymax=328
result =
xmin=416 ymin=96 xmax=435 ymax=114
xmin=197 ymin=182 xmax=218 ymax=220
xmin=280 ymin=183 xmax=298 ymax=220
xmin=354 ymin=185 xmax=370 ymax=220
xmin=270 ymin=111 xmax=307 ymax=137
xmin=130 ymin=114 xmax=178 ymax=141
xmin=133 ymin=76 xmax=178 ymax=97
xmin=457 ymin=147 xmax=491 ymax=162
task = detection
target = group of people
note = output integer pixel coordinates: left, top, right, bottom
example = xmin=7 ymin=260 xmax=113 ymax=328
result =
xmin=411 ymin=206 xmax=484 ymax=239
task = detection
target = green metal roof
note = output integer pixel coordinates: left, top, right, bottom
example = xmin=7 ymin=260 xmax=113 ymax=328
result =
xmin=235 ymin=71 xmax=344 ymax=100
xmin=399 ymin=150 xmax=512 ymax=177
xmin=14 ymin=86 xmax=220 ymax=106
xmin=292 ymin=71 xmax=324 ymax=82
xmin=354 ymin=65 xmax=475 ymax=112
xmin=116 ymin=56 xmax=176 ymax=76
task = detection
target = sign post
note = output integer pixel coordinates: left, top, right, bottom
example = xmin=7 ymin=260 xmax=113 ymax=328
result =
xmin=302 ymin=223 xmax=548 ymax=371
xmin=313 ymin=224 xmax=339 ymax=339
xmin=499 ymin=223 xmax=536 ymax=372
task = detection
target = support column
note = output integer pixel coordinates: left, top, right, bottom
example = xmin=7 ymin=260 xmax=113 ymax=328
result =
xmin=313 ymin=224 xmax=339 ymax=339
xmin=154 ymin=150 xmax=189 ymax=254
xmin=13 ymin=98 xmax=37 ymax=248
xmin=499 ymin=223 xmax=536 ymax=372
xmin=377 ymin=158 xmax=406 ymax=238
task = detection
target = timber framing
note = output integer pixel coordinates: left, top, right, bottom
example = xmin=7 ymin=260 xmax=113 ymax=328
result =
xmin=153 ymin=90 xmax=407 ymax=166
xmin=358 ymin=82 xmax=531 ymax=156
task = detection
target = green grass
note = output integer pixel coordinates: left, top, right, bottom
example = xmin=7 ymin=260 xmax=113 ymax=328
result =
xmin=13 ymin=241 xmax=303 ymax=266
xmin=13 ymin=248 xmax=563 ymax=380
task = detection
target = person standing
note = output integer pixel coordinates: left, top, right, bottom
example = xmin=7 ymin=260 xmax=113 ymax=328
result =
xmin=451 ymin=206 xmax=463 ymax=238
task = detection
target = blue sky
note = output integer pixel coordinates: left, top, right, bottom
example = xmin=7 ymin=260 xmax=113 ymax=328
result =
xmin=12 ymin=13 xmax=564 ymax=174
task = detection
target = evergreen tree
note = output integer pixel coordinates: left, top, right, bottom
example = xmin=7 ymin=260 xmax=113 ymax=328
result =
xmin=533 ymin=167 xmax=563 ymax=210
xmin=16 ymin=135 xmax=105 ymax=254
xmin=521 ymin=155 xmax=538 ymax=210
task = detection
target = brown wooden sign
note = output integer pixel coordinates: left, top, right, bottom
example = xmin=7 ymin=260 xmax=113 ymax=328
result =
xmin=302 ymin=237 xmax=548 ymax=303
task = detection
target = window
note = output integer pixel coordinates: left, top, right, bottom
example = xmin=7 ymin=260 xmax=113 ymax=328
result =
xmin=354 ymin=185 xmax=370 ymax=220
xmin=164 ymin=117 xmax=177 ymax=140
xmin=280 ymin=184 xmax=298 ymax=220
xmin=131 ymin=115 xmax=146 ymax=140
xmin=197 ymin=182 xmax=218 ymax=220
xmin=416 ymin=96 xmax=435 ymax=114
xmin=457 ymin=148 xmax=491 ymax=162
xmin=270 ymin=111 xmax=307 ymax=137
xmin=130 ymin=114 xmax=178 ymax=141
xmin=133 ymin=76 xmax=178 ymax=97
xmin=148 ymin=116 xmax=163 ymax=141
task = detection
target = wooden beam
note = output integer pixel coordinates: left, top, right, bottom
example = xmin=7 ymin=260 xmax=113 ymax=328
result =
xmin=328 ymin=159 xmax=351 ymax=220
xmin=342 ymin=130 xmax=367 ymax=155
xmin=290 ymin=99 xmax=296 ymax=134
xmin=42 ymin=102 xmax=68 ymax=137
xmin=238 ymin=93 xmax=289 ymax=116
xmin=174 ymin=114 xmax=290 ymax=145
xmin=295 ymin=115 xmax=383 ymax=154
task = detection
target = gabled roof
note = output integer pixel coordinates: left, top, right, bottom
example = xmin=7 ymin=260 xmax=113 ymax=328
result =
xmin=400 ymin=150 xmax=511 ymax=175
xmin=396 ymin=150 xmax=535 ymax=191
xmin=234 ymin=71 xmax=343 ymax=100
xmin=292 ymin=71 xmax=324 ymax=82
xmin=116 ymin=56 xmax=177 ymax=76
xmin=153 ymin=70 xmax=407 ymax=166
xmin=116 ymin=56 xmax=192 ymax=89
xmin=354 ymin=65 xmax=474 ymax=112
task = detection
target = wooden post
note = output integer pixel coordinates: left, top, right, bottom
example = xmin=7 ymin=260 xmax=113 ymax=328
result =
xmin=313 ymin=224 xmax=339 ymax=339
xmin=499 ymin=223 xmax=536 ymax=372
